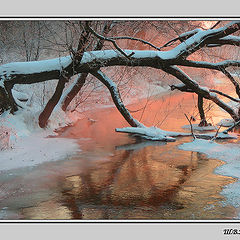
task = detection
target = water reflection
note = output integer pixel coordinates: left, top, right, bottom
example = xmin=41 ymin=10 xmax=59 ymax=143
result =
xmin=19 ymin=137 xmax=235 ymax=220
xmin=115 ymin=139 xmax=166 ymax=151
xmin=1 ymin=79 xmax=238 ymax=220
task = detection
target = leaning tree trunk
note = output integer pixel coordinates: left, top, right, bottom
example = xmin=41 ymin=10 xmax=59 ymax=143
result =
xmin=164 ymin=65 xmax=239 ymax=121
xmin=0 ymin=86 xmax=13 ymax=114
xmin=60 ymin=22 xmax=112 ymax=111
xmin=38 ymin=76 xmax=68 ymax=128
xmin=61 ymin=73 xmax=88 ymax=111
xmin=38 ymin=22 xmax=92 ymax=127
xmin=197 ymin=95 xmax=209 ymax=126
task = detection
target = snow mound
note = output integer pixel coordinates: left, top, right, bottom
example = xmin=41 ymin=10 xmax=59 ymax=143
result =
xmin=179 ymin=138 xmax=219 ymax=152
xmin=0 ymin=133 xmax=80 ymax=171
xmin=12 ymin=89 xmax=29 ymax=101
xmin=116 ymin=126 xmax=191 ymax=141
xmin=217 ymin=118 xmax=235 ymax=127
xmin=182 ymin=124 xmax=217 ymax=131
xmin=116 ymin=125 xmax=237 ymax=142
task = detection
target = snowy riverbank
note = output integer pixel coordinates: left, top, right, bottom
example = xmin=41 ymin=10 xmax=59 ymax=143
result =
xmin=0 ymin=97 xmax=80 ymax=171
xmin=179 ymin=138 xmax=240 ymax=218
xmin=0 ymin=131 xmax=79 ymax=171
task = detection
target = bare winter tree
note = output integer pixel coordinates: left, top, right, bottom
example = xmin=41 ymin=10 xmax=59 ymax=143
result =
xmin=0 ymin=20 xmax=240 ymax=130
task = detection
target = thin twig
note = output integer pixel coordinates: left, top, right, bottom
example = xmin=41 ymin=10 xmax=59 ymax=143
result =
xmin=110 ymin=36 xmax=162 ymax=51
xmin=211 ymin=125 xmax=222 ymax=141
xmin=210 ymin=21 xmax=221 ymax=30
xmin=184 ymin=113 xmax=196 ymax=139
xmin=209 ymin=89 xmax=240 ymax=102
xmin=85 ymin=22 xmax=134 ymax=59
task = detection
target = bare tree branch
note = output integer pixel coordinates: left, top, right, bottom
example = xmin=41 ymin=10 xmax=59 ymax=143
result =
xmin=90 ymin=69 xmax=140 ymax=127
xmin=85 ymin=22 xmax=134 ymax=59
xmin=209 ymin=89 xmax=240 ymax=102
xmin=163 ymin=65 xmax=239 ymax=121
xmin=109 ymin=36 xmax=162 ymax=51
xmin=211 ymin=125 xmax=222 ymax=141
xmin=184 ymin=113 xmax=196 ymax=139
xmin=210 ymin=21 xmax=221 ymax=29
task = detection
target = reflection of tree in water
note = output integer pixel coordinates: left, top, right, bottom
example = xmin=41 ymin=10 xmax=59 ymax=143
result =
xmin=60 ymin=149 xmax=133 ymax=219
xmin=59 ymin=142 xmax=200 ymax=219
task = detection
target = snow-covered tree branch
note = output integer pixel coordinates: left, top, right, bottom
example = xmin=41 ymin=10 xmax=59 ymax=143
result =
xmin=1 ymin=20 xmax=240 ymax=131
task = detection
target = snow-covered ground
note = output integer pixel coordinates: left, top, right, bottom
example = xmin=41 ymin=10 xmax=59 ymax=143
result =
xmin=0 ymin=131 xmax=79 ymax=171
xmin=0 ymin=90 xmax=80 ymax=172
xmin=179 ymin=138 xmax=240 ymax=218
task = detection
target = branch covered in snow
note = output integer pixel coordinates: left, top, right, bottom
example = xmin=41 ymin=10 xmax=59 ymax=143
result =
xmin=165 ymin=65 xmax=239 ymax=120
xmin=1 ymin=20 xmax=240 ymax=128
xmin=179 ymin=59 xmax=240 ymax=69
xmin=171 ymin=83 xmax=240 ymax=103
xmin=223 ymin=119 xmax=240 ymax=133
xmin=207 ymin=35 xmax=240 ymax=47
xmin=109 ymin=36 xmax=162 ymax=51
xmin=1 ymin=21 xmax=239 ymax=87
xmin=115 ymin=126 xmax=184 ymax=141
xmin=116 ymin=125 xmax=237 ymax=142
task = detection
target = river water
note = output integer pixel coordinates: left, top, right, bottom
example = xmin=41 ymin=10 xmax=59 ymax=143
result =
xmin=0 ymin=83 xmax=238 ymax=220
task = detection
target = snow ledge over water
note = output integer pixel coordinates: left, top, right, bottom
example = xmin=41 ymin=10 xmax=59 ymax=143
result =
xmin=179 ymin=138 xmax=240 ymax=218
xmin=0 ymin=97 xmax=80 ymax=172
xmin=0 ymin=132 xmax=80 ymax=172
